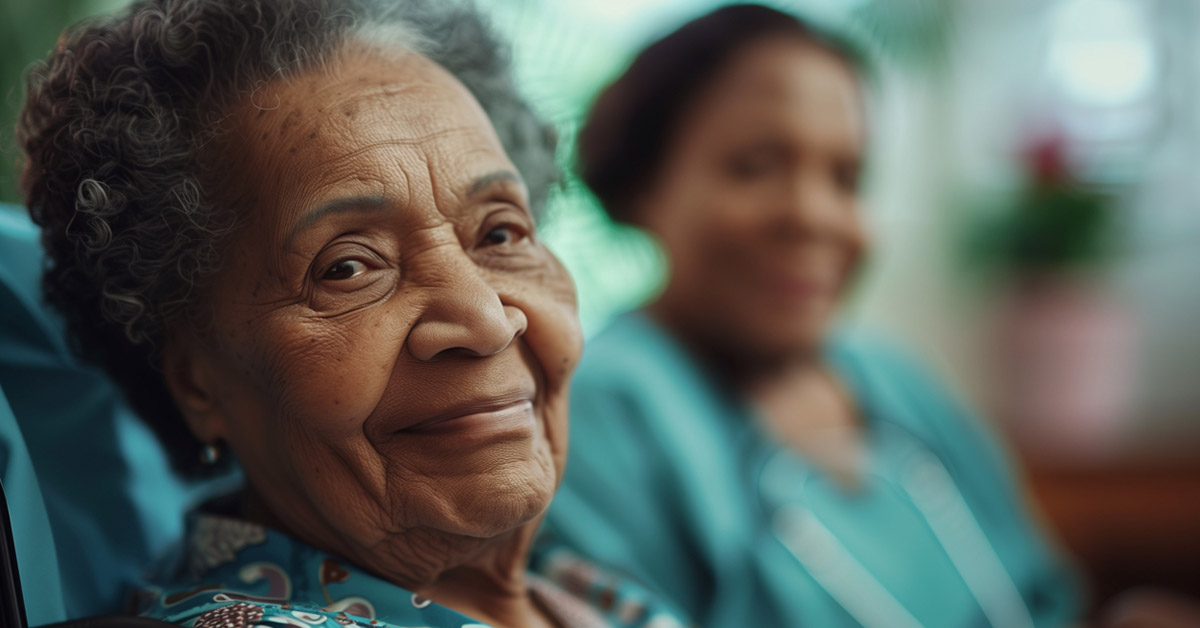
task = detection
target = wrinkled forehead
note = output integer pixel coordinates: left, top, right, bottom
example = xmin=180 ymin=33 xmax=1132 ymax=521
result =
xmin=219 ymin=48 xmax=517 ymax=230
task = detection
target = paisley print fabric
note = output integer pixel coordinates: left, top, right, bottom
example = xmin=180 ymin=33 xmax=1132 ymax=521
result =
xmin=136 ymin=511 xmax=688 ymax=628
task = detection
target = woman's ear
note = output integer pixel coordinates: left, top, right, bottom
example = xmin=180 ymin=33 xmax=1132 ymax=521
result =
xmin=161 ymin=325 xmax=229 ymax=445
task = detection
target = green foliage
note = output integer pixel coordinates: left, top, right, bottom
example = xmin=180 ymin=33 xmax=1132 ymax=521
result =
xmin=851 ymin=0 xmax=953 ymax=71
xmin=0 ymin=0 xmax=128 ymax=204
xmin=965 ymin=181 xmax=1116 ymax=278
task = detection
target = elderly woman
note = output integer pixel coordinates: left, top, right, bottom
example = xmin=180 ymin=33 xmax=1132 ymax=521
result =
xmin=16 ymin=1 xmax=685 ymax=627
xmin=544 ymin=5 xmax=1080 ymax=628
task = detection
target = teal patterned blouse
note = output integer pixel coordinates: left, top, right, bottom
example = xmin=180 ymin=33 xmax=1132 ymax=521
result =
xmin=136 ymin=510 xmax=688 ymax=628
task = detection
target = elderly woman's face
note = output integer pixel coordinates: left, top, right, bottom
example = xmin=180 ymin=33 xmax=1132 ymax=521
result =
xmin=167 ymin=50 xmax=580 ymax=583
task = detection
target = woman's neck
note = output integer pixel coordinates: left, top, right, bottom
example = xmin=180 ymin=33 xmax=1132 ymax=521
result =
xmin=646 ymin=300 xmax=864 ymax=486
xmin=241 ymin=488 xmax=559 ymax=628
xmin=415 ymin=522 xmax=559 ymax=628
xmin=750 ymin=359 xmax=865 ymax=488
xmin=645 ymin=299 xmax=819 ymax=392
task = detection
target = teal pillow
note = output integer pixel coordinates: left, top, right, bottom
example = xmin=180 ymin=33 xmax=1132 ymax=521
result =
xmin=0 ymin=204 xmax=214 ymax=620
xmin=0 ymin=382 xmax=66 ymax=625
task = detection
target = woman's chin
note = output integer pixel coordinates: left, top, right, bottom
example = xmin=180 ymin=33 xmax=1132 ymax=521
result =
xmin=431 ymin=463 xmax=558 ymax=539
xmin=741 ymin=310 xmax=833 ymax=358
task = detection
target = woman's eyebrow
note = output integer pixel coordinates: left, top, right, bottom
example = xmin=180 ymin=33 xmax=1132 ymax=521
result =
xmin=284 ymin=172 xmax=520 ymax=250
xmin=285 ymin=195 xmax=388 ymax=250
xmin=467 ymin=170 xmax=522 ymax=197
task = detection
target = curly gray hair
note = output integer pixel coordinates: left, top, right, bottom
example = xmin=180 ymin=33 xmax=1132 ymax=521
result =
xmin=16 ymin=0 xmax=558 ymax=475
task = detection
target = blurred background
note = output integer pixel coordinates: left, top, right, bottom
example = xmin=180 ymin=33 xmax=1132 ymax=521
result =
xmin=2 ymin=0 xmax=1198 ymax=618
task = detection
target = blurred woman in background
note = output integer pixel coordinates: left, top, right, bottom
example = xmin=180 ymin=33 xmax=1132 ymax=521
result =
xmin=545 ymin=4 xmax=1079 ymax=627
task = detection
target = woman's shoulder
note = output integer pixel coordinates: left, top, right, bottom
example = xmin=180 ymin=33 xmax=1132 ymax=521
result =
xmin=827 ymin=328 xmax=930 ymax=380
xmin=827 ymin=328 xmax=1010 ymax=460
xmin=828 ymin=329 xmax=967 ymax=421
xmin=576 ymin=313 xmax=689 ymax=382
xmin=829 ymin=328 xmax=1023 ymax=488
xmin=569 ymin=313 xmax=748 ymax=457
xmin=574 ymin=312 xmax=728 ymax=410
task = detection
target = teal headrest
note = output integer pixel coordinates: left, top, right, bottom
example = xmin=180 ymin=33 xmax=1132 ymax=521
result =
xmin=0 ymin=204 xmax=207 ymax=620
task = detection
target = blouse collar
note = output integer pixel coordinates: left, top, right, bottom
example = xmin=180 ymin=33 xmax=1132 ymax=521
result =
xmin=159 ymin=511 xmax=485 ymax=626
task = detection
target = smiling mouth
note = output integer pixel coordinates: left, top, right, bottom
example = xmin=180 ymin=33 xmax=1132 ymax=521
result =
xmin=402 ymin=396 xmax=537 ymax=436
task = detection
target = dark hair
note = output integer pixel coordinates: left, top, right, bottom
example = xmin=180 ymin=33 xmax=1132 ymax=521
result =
xmin=577 ymin=3 xmax=867 ymax=223
xmin=16 ymin=0 xmax=556 ymax=476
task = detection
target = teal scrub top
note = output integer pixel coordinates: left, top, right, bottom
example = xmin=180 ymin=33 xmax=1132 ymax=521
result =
xmin=545 ymin=312 xmax=1080 ymax=628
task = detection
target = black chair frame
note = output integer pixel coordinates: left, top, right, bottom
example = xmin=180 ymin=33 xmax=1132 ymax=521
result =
xmin=0 ymin=479 xmax=174 ymax=628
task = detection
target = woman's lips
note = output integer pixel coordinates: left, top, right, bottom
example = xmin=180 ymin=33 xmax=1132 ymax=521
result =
xmin=401 ymin=397 xmax=537 ymax=438
xmin=765 ymin=274 xmax=836 ymax=306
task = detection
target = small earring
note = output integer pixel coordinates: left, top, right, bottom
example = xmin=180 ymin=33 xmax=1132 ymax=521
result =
xmin=200 ymin=442 xmax=221 ymax=465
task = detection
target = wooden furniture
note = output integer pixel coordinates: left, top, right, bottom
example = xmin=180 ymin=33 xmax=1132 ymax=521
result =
xmin=1025 ymin=448 xmax=1200 ymax=616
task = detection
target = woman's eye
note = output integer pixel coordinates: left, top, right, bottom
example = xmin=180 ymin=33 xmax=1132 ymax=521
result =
xmin=321 ymin=259 xmax=366 ymax=281
xmin=483 ymin=225 xmax=523 ymax=247
xmin=728 ymin=154 xmax=777 ymax=180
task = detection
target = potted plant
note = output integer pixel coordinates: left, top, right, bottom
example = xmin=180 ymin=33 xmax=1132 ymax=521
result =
xmin=967 ymin=132 xmax=1133 ymax=461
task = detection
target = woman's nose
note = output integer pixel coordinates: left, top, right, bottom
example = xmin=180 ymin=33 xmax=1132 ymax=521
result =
xmin=406 ymin=265 xmax=528 ymax=361
xmin=778 ymin=170 xmax=842 ymax=237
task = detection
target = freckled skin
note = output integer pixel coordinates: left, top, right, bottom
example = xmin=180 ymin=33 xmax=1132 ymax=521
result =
xmin=165 ymin=49 xmax=580 ymax=628
xmin=641 ymin=37 xmax=868 ymax=368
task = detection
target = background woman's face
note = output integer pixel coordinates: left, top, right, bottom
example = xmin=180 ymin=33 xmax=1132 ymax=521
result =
xmin=168 ymin=50 xmax=581 ymax=585
xmin=642 ymin=36 xmax=867 ymax=362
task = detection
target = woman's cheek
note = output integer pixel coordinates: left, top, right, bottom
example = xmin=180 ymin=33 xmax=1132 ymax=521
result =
xmin=260 ymin=315 xmax=402 ymax=437
xmin=527 ymin=263 xmax=582 ymax=387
